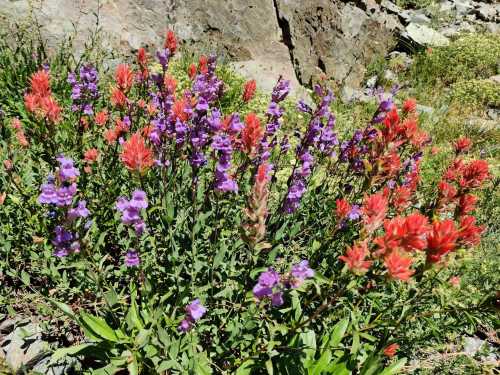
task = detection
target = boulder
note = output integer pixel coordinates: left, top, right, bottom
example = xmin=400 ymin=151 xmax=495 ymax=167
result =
xmin=405 ymin=23 xmax=450 ymax=47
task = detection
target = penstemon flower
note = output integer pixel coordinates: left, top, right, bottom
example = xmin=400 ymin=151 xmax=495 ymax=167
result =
xmin=178 ymin=299 xmax=207 ymax=332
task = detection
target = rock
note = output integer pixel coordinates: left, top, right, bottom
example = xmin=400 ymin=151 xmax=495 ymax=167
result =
xmin=454 ymin=0 xmax=474 ymax=16
xmin=488 ymin=75 xmax=500 ymax=85
xmin=439 ymin=0 xmax=455 ymax=13
xmin=405 ymin=23 xmax=450 ymax=46
xmin=416 ymin=104 xmax=434 ymax=114
xmin=409 ymin=11 xmax=431 ymax=25
xmin=274 ymin=0 xmax=399 ymax=87
xmin=383 ymin=69 xmax=397 ymax=83
xmin=440 ymin=22 xmax=476 ymax=37
xmin=463 ymin=336 xmax=484 ymax=356
xmin=366 ymin=75 xmax=378 ymax=89
xmin=484 ymin=22 xmax=500 ymax=34
xmin=487 ymin=108 xmax=499 ymax=121
xmin=474 ymin=3 xmax=499 ymax=22
xmin=341 ymin=87 xmax=371 ymax=103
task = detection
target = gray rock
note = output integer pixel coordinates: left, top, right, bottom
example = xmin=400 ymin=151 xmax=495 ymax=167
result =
xmin=439 ymin=0 xmax=455 ymax=13
xmin=488 ymin=75 xmax=500 ymax=85
xmin=366 ymin=75 xmax=378 ymax=89
xmin=409 ymin=11 xmax=431 ymax=25
xmin=341 ymin=86 xmax=371 ymax=103
xmin=416 ymin=104 xmax=434 ymax=114
xmin=440 ymin=21 xmax=476 ymax=37
xmin=454 ymin=0 xmax=474 ymax=16
xmin=487 ymin=109 xmax=499 ymax=121
xmin=405 ymin=23 xmax=450 ymax=46
xmin=463 ymin=336 xmax=484 ymax=356
xmin=484 ymin=22 xmax=500 ymax=34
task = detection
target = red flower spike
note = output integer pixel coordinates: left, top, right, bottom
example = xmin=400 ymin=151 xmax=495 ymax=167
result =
xmin=339 ymin=241 xmax=372 ymax=274
xmin=164 ymin=30 xmax=177 ymax=53
xmin=454 ymin=137 xmax=472 ymax=154
xmin=188 ymin=63 xmax=197 ymax=79
xmin=84 ymin=148 xmax=99 ymax=163
xmin=242 ymin=113 xmax=263 ymax=155
xmin=400 ymin=212 xmax=430 ymax=252
xmin=16 ymin=131 xmax=29 ymax=147
xmin=458 ymin=216 xmax=484 ymax=247
xmin=384 ymin=250 xmax=414 ymax=281
xmin=172 ymin=99 xmax=189 ymax=122
xmin=164 ymin=74 xmax=177 ymax=95
xmin=335 ymin=199 xmax=351 ymax=219
xmin=459 ymin=194 xmax=477 ymax=216
xmin=393 ymin=186 xmax=412 ymax=212
xmin=115 ymin=64 xmax=134 ymax=92
xmin=384 ymin=343 xmax=400 ymax=358
xmin=137 ymin=48 xmax=148 ymax=67
xmin=104 ymin=128 xmax=118 ymax=145
xmin=111 ymin=87 xmax=127 ymax=108
xmin=460 ymin=160 xmax=489 ymax=189
xmin=361 ymin=192 xmax=388 ymax=232
xmin=39 ymin=96 xmax=62 ymax=123
xmin=438 ymin=181 xmax=457 ymax=203
xmin=242 ymin=80 xmax=257 ymax=103
xmin=403 ymin=98 xmax=417 ymax=113
xmin=198 ymin=55 xmax=208 ymax=75
xmin=426 ymin=219 xmax=459 ymax=263
xmin=120 ymin=132 xmax=154 ymax=174
xmin=95 ymin=110 xmax=109 ymax=126
xmin=30 ymin=70 xmax=51 ymax=97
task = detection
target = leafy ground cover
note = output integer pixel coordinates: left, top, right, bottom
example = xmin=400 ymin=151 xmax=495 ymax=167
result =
xmin=0 ymin=26 xmax=498 ymax=374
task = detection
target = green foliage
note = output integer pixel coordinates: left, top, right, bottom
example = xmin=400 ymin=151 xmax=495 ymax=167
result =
xmin=410 ymin=33 xmax=500 ymax=87
xmin=450 ymin=79 xmax=500 ymax=109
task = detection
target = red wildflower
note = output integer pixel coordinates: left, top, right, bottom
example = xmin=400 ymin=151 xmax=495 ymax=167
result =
xmin=410 ymin=129 xmax=429 ymax=148
xmin=381 ymin=151 xmax=401 ymax=177
xmin=39 ymin=96 xmax=62 ymax=123
xmin=188 ymin=63 xmax=197 ymax=79
xmin=3 ymin=159 xmax=13 ymax=171
xmin=402 ymin=98 xmax=417 ymax=113
xmin=24 ymin=93 xmax=40 ymax=113
xmin=454 ymin=137 xmax=472 ymax=154
xmin=141 ymin=125 xmax=154 ymax=138
xmin=426 ymin=219 xmax=459 ymax=263
xmin=16 ymin=131 xmax=29 ymax=147
xmin=198 ymin=55 xmax=208 ymax=75
xmin=115 ymin=117 xmax=130 ymax=134
xmin=29 ymin=70 xmax=51 ymax=97
xmin=384 ymin=250 xmax=414 ymax=281
xmin=460 ymin=160 xmax=489 ymax=189
xmin=172 ymin=99 xmax=189 ymax=122
xmin=458 ymin=216 xmax=484 ymax=247
xmin=11 ymin=118 xmax=22 ymax=130
xmin=242 ymin=113 xmax=263 ymax=155
xmin=438 ymin=181 xmax=457 ymax=203
xmin=242 ymin=80 xmax=257 ymax=103
xmin=400 ymin=212 xmax=430 ymax=252
xmin=95 ymin=110 xmax=109 ymax=126
xmin=103 ymin=128 xmax=117 ymax=144
xmin=449 ymin=276 xmax=460 ymax=287
xmin=84 ymin=148 xmax=99 ymax=163
xmin=362 ymin=192 xmax=388 ymax=232
xmin=335 ymin=199 xmax=351 ymax=219
xmin=383 ymin=343 xmax=400 ymax=358
xmin=458 ymin=194 xmax=477 ymax=216
xmin=164 ymin=30 xmax=177 ymax=53
xmin=115 ymin=64 xmax=134 ymax=92
xmin=373 ymin=217 xmax=405 ymax=257
xmin=137 ymin=48 xmax=148 ymax=67
xmin=393 ymin=186 xmax=412 ymax=211
xmin=111 ymin=87 xmax=127 ymax=108
xmin=120 ymin=132 xmax=154 ymax=174
xmin=339 ymin=241 xmax=372 ymax=274
xmin=443 ymin=158 xmax=464 ymax=182
xmin=402 ymin=117 xmax=418 ymax=139
xmin=0 ymin=192 xmax=5 ymax=205
xmin=164 ymin=74 xmax=177 ymax=94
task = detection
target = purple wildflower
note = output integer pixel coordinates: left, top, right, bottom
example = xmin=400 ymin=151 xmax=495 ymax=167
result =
xmin=178 ymin=299 xmax=207 ymax=332
xmin=57 ymin=156 xmax=80 ymax=181
xmin=124 ymin=250 xmax=140 ymax=267
xmin=67 ymin=200 xmax=90 ymax=220
xmin=290 ymin=260 xmax=314 ymax=288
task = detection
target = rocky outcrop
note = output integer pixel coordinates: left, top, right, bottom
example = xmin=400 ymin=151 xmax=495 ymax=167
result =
xmin=0 ymin=0 xmax=497 ymax=92
xmin=0 ymin=0 xmax=401 ymax=91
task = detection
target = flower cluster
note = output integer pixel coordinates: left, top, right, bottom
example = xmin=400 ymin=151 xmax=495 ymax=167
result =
xmin=283 ymin=84 xmax=336 ymax=213
xmin=24 ymin=69 xmax=61 ymax=123
xmin=67 ymin=64 xmax=99 ymax=115
xmin=11 ymin=118 xmax=29 ymax=147
xmin=116 ymin=190 xmax=148 ymax=236
xmin=253 ymin=260 xmax=314 ymax=306
xmin=178 ymin=299 xmax=207 ymax=332
xmin=38 ymin=156 xmax=90 ymax=257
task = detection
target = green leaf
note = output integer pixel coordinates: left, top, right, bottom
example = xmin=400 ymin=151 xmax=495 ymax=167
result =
xmin=20 ymin=270 xmax=30 ymax=286
xmin=265 ymin=359 xmax=274 ymax=375
xmin=213 ymin=242 xmax=227 ymax=268
xmin=328 ymin=317 xmax=349 ymax=348
xmin=50 ymin=343 xmax=95 ymax=362
xmin=194 ymin=353 xmax=213 ymax=375
xmin=379 ymin=358 xmax=407 ymax=375
xmin=127 ymin=356 xmax=139 ymax=375
xmin=80 ymin=312 xmax=119 ymax=342
xmin=236 ymin=360 xmax=255 ymax=375
xmin=50 ymin=300 xmax=76 ymax=320
xmin=310 ymin=349 xmax=332 ymax=375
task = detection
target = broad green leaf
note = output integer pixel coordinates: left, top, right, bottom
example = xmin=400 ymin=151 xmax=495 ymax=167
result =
xmin=50 ymin=300 xmax=76 ymax=320
xmin=310 ymin=349 xmax=332 ymax=375
xmin=328 ymin=317 xmax=349 ymax=348
xmin=80 ymin=312 xmax=119 ymax=342
xmin=379 ymin=358 xmax=407 ymax=375
xmin=236 ymin=360 xmax=255 ymax=375
xmin=50 ymin=343 xmax=95 ymax=362
xmin=265 ymin=359 xmax=274 ymax=375
xmin=20 ymin=271 xmax=30 ymax=286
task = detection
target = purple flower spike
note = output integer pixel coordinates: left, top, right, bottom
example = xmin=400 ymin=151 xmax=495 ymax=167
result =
xmin=290 ymin=260 xmax=314 ymax=288
xmin=130 ymin=190 xmax=148 ymax=209
xmin=253 ymin=268 xmax=281 ymax=299
xmin=124 ymin=250 xmax=140 ymax=267
xmin=57 ymin=156 xmax=80 ymax=181
xmin=186 ymin=299 xmax=207 ymax=321
xmin=67 ymin=200 xmax=90 ymax=220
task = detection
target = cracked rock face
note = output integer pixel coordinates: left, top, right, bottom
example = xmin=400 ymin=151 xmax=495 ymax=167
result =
xmin=0 ymin=0 xmax=401 ymax=91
